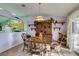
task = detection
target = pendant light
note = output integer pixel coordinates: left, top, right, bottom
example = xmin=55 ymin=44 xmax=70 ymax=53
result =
xmin=35 ymin=3 xmax=45 ymax=22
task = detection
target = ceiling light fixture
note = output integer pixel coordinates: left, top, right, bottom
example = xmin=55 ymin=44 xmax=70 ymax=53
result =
xmin=21 ymin=4 xmax=26 ymax=7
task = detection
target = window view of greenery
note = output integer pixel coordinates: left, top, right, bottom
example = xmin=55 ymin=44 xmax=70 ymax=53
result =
xmin=0 ymin=17 xmax=24 ymax=32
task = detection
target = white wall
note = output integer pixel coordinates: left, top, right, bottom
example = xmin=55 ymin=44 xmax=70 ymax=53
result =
xmin=52 ymin=16 xmax=67 ymax=41
xmin=69 ymin=8 xmax=79 ymax=19
xmin=0 ymin=32 xmax=23 ymax=53
xmin=22 ymin=16 xmax=67 ymax=41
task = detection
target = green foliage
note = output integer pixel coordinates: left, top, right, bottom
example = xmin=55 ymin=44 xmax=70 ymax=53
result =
xmin=1 ymin=19 xmax=19 ymax=26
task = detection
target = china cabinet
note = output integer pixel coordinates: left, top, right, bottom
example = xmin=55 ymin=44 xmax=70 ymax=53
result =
xmin=34 ymin=19 xmax=53 ymax=44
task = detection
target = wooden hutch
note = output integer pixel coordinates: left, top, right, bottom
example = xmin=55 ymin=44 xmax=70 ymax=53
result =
xmin=34 ymin=18 xmax=53 ymax=44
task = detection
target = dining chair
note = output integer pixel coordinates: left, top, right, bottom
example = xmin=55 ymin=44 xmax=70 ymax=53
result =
xmin=21 ymin=33 xmax=28 ymax=51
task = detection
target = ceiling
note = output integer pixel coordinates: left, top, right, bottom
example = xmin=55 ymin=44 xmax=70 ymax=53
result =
xmin=0 ymin=3 xmax=79 ymax=22
xmin=0 ymin=3 xmax=79 ymax=16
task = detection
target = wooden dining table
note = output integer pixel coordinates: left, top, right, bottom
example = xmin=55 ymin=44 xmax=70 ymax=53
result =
xmin=25 ymin=37 xmax=51 ymax=55
xmin=25 ymin=37 xmax=43 ymax=55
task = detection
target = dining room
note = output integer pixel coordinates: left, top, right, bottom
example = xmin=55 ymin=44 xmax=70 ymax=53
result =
xmin=0 ymin=3 xmax=79 ymax=56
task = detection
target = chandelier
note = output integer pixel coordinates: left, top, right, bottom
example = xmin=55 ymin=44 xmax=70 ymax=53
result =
xmin=36 ymin=16 xmax=44 ymax=21
xmin=35 ymin=3 xmax=45 ymax=21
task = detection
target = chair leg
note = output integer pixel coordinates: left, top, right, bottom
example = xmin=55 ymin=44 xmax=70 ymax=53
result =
xmin=23 ymin=44 xmax=25 ymax=51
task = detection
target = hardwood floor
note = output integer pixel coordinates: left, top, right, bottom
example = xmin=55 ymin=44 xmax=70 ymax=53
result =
xmin=0 ymin=44 xmax=23 ymax=56
xmin=0 ymin=43 xmax=77 ymax=56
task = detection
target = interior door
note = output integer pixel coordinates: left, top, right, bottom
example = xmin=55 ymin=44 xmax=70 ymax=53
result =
xmin=72 ymin=18 xmax=79 ymax=53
